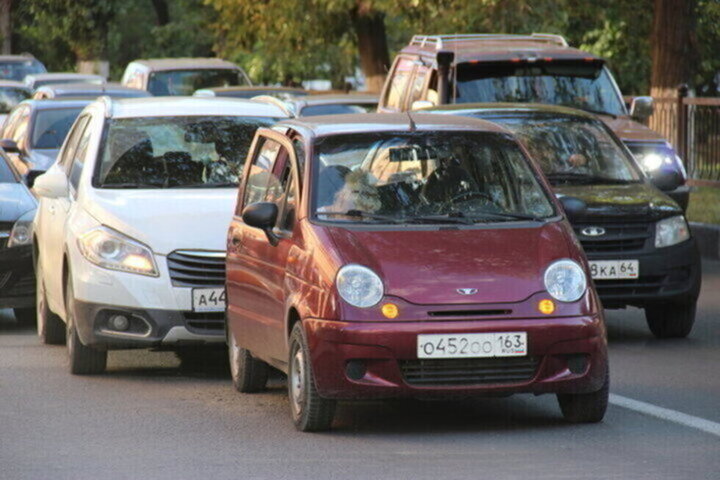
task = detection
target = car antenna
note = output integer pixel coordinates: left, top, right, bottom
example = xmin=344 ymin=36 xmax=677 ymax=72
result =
xmin=406 ymin=112 xmax=416 ymax=132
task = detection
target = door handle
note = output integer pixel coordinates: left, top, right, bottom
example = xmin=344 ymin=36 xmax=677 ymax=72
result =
xmin=48 ymin=204 xmax=55 ymax=214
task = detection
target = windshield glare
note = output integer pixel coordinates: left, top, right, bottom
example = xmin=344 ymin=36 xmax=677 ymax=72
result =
xmin=148 ymin=69 xmax=246 ymax=96
xmin=31 ymin=108 xmax=84 ymax=149
xmin=456 ymin=62 xmax=625 ymax=116
xmin=313 ymin=132 xmax=555 ymax=223
xmin=0 ymin=87 xmax=29 ymax=113
xmin=0 ymin=60 xmax=46 ymax=81
xmin=488 ymin=115 xmax=642 ymax=183
xmin=300 ymin=103 xmax=377 ymax=117
xmin=97 ymin=116 xmax=276 ymax=188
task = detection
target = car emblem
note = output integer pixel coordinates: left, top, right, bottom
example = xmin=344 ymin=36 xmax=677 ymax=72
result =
xmin=581 ymin=226 xmax=606 ymax=237
xmin=457 ymin=288 xmax=478 ymax=295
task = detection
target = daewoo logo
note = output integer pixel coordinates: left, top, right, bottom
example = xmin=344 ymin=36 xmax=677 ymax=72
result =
xmin=581 ymin=226 xmax=606 ymax=237
xmin=457 ymin=288 xmax=478 ymax=295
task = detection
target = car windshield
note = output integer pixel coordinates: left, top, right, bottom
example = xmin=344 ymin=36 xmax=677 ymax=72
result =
xmin=485 ymin=114 xmax=643 ymax=184
xmin=312 ymin=131 xmax=555 ymax=224
xmin=31 ymin=107 xmax=85 ymax=149
xmin=455 ymin=62 xmax=626 ymax=116
xmin=300 ymin=103 xmax=377 ymax=116
xmin=0 ymin=60 xmax=46 ymax=81
xmin=0 ymin=87 xmax=29 ymax=113
xmin=148 ymin=69 xmax=247 ymax=96
xmin=96 ymin=115 xmax=276 ymax=188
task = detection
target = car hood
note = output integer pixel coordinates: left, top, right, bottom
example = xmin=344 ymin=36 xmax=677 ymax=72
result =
xmin=28 ymin=149 xmax=59 ymax=171
xmin=597 ymin=115 xmax=666 ymax=143
xmin=325 ymin=221 xmax=574 ymax=305
xmin=0 ymin=182 xmax=36 ymax=222
xmin=84 ymin=188 xmax=237 ymax=255
xmin=554 ymin=182 xmax=681 ymax=220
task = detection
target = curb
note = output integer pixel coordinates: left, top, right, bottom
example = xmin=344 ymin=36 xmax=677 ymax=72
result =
xmin=690 ymin=222 xmax=720 ymax=260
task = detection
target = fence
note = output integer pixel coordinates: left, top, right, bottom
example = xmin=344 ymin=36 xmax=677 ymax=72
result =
xmin=639 ymin=87 xmax=720 ymax=186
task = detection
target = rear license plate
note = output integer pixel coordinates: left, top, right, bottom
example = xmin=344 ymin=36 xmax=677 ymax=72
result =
xmin=589 ymin=260 xmax=639 ymax=280
xmin=192 ymin=288 xmax=226 ymax=312
xmin=417 ymin=332 xmax=527 ymax=359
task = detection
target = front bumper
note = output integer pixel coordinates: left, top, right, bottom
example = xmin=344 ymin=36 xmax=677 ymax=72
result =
xmin=0 ymin=244 xmax=35 ymax=309
xmin=304 ymin=315 xmax=607 ymax=400
xmin=588 ymin=238 xmax=701 ymax=309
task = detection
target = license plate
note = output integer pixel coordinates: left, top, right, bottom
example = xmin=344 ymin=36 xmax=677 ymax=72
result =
xmin=417 ymin=332 xmax=527 ymax=359
xmin=589 ymin=260 xmax=639 ymax=280
xmin=192 ymin=288 xmax=226 ymax=312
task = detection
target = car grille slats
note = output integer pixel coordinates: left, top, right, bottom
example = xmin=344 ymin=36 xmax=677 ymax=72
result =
xmin=400 ymin=357 xmax=539 ymax=387
xmin=573 ymin=219 xmax=653 ymax=253
xmin=166 ymin=250 xmax=226 ymax=287
xmin=182 ymin=311 xmax=225 ymax=334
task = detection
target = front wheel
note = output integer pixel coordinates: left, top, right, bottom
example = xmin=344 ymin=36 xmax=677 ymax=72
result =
xmin=557 ymin=367 xmax=609 ymax=423
xmin=288 ymin=322 xmax=336 ymax=432
xmin=645 ymin=301 xmax=697 ymax=338
xmin=228 ymin=326 xmax=268 ymax=393
xmin=65 ymin=274 xmax=107 ymax=375
xmin=36 ymin=258 xmax=65 ymax=345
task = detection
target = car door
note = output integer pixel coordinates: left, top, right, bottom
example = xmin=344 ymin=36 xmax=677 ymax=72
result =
xmin=226 ymin=132 xmax=299 ymax=363
xmin=377 ymin=56 xmax=415 ymax=113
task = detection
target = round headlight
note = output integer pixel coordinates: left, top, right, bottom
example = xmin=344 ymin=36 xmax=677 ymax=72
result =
xmin=543 ymin=259 xmax=587 ymax=303
xmin=336 ymin=264 xmax=384 ymax=308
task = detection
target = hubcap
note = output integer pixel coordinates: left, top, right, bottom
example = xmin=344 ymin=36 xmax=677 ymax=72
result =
xmin=290 ymin=348 xmax=305 ymax=414
xmin=229 ymin=332 xmax=240 ymax=378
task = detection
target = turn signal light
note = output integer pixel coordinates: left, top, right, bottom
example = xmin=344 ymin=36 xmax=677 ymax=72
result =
xmin=381 ymin=303 xmax=399 ymax=319
xmin=538 ymin=299 xmax=556 ymax=315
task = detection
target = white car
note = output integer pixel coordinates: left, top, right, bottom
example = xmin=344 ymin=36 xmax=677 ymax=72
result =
xmin=32 ymin=96 xmax=287 ymax=374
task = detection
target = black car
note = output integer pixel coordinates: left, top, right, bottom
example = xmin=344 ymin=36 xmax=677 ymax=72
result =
xmin=0 ymin=148 xmax=37 ymax=324
xmin=428 ymin=103 xmax=701 ymax=338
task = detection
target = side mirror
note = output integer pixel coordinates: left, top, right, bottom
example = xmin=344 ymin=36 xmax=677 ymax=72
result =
xmin=0 ymin=138 xmax=20 ymax=154
xmin=242 ymin=201 xmax=279 ymax=246
xmin=411 ymin=100 xmax=435 ymax=111
xmin=629 ymin=96 xmax=654 ymax=121
xmin=33 ymin=171 xmax=69 ymax=199
xmin=25 ymin=169 xmax=45 ymax=188
xmin=650 ymin=169 xmax=683 ymax=192
xmin=558 ymin=196 xmax=587 ymax=220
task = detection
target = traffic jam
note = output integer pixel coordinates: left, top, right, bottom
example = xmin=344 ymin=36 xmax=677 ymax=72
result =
xmin=0 ymin=33 xmax=703 ymax=434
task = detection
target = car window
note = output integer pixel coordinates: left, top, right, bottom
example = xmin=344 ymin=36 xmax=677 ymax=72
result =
xmin=2 ymin=105 xmax=26 ymax=138
xmin=313 ymin=131 xmax=555 ymax=222
xmin=31 ymin=107 xmax=85 ymax=149
xmin=97 ymin=115 xmax=276 ymax=188
xmin=147 ymin=69 xmax=247 ymax=96
xmin=299 ymin=103 xmax=376 ymax=116
xmin=383 ymin=58 xmax=414 ymax=110
xmin=0 ymin=150 xmax=17 ymax=183
xmin=68 ymin=119 xmax=94 ymax=191
xmin=11 ymin=107 xmax=30 ymax=146
xmin=275 ymin=166 xmax=297 ymax=231
xmin=0 ymin=59 xmax=46 ymax=81
xmin=406 ymin=66 xmax=428 ymax=109
xmin=243 ymin=137 xmax=282 ymax=207
xmin=0 ymin=87 xmax=29 ymax=114
xmin=58 ymin=115 xmax=90 ymax=172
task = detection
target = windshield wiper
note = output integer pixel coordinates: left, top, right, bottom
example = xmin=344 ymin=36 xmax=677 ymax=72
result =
xmin=317 ymin=210 xmax=405 ymax=224
xmin=463 ymin=211 xmax=546 ymax=222
xmin=407 ymin=212 xmax=475 ymax=225
xmin=169 ymin=182 xmax=238 ymax=188
xmin=546 ymin=172 xmax=636 ymax=185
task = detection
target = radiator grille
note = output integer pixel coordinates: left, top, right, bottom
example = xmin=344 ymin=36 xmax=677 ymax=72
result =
xmin=166 ymin=250 xmax=226 ymax=287
xmin=400 ymin=356 xmax=539 ymax=387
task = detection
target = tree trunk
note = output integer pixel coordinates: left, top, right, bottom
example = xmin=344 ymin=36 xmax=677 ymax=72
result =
xmin=0 ymin=0 xmax=11 ymax=54
xmin=350 ymin=2 xmax=390 ymax=93
xmin=150 ymin=0 xmax=170 ymax=26
xmin=650 ymin=0 xmax=696 ymax=98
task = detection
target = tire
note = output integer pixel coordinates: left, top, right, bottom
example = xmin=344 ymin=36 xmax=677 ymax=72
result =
xmin=228 ymin=325 xmax=268 ymax=393
xmin=36 ymin=258 xmax=65 ymax=345
xmin=557 ymin=366 xmax=609 ymax=423
xmin=65 ymin=274 xmax=107 ymax=375
xmin=645 ymin=301 xmax=697 ymax=339
xmin=14 ymin=307 xmax=36 ymax=326
xmin=288 ymin=322 xmax=336 ymax=432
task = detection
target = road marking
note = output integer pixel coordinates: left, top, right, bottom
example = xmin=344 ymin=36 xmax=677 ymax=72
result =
xmin=610 ymin=394 xmax=720 ymax=438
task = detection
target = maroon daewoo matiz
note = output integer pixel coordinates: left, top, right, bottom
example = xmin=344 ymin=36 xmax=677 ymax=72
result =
xmin=225 ymin=113 xmax=609 ymax=431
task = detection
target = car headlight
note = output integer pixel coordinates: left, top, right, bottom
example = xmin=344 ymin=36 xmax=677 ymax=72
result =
xmin=78 ymin=226 xmax=158 ymax=277
xmin=630 ymin=145 xmax=686 ymax=178
xmin=336 ymin=264 xmax=384 ymax=308
xmin=655 ymin=215 xmax=690 ymax=248
xmin=543 ymin=259 xmax=587 ymax=303
xmin=7 ymin=209 xmax=35 ymax=247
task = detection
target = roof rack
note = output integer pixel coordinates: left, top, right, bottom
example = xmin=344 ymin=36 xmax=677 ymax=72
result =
xmin=409 ymin=33 xmax=568 ymax=50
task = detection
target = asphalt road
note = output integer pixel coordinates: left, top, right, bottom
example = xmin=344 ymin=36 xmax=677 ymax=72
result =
xmin=1 ymin=261 xmax=719 ymax=480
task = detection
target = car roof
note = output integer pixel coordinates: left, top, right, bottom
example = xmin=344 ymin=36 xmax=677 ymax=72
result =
xmin=25 ymin=73 xmax=104 ymax=81
xmin=19 ymin=98 xmax=94 ymax=110
xmin=103 ymin=96 xmax=289 ymax=119
xmin=426 ymin=102 xmax=599 ymax=120
xmin=37 ymin=82 xmax=150 ymax=97
xmin=296 ymin=93 xmax=378 ymax=105
xmin=128 ymin=58 xmax=240 ymax=71
xmin=401 ymin=33 xmax=603 ymax=64
xmin=199 ymin=86 xmax=305 ymax=94
xmin=0 ymin=80 xmax=29 ymax=89
xmin=0 ymin=54 xmax=37 ymax=62
xmin=279 ymin=112 xmax=510 ymax=137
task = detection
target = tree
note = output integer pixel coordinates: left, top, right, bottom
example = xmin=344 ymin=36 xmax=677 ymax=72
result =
xmin=0 ymin=0 xmax=10 ymax=54
xmin=650 ymin=0 xmax=697 ymax=98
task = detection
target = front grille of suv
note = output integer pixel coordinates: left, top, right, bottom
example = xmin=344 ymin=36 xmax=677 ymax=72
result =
xmin=573 ymin=219 xmax=653 ymax=254
xmin=166 ymin=250 xmax=226 ymax=287
xmin=400 ymin=357 xmax=539 ymax=387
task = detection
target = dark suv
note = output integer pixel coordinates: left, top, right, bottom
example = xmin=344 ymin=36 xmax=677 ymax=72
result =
xmin=378 ymin=34 xmax=689 ymax=209
xmin=429 ymin=104 xmax=701 ymax=338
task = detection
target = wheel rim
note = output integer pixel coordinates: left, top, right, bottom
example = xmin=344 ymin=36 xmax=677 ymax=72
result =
xmin=36 ymin=265 xmax=45 ymax=337
xmin=229 ymin=331 xmax=240 ymax=379
xmin=290 ymin=348 xmax=305 ymax=416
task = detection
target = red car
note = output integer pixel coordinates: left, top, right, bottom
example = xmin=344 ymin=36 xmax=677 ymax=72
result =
xmin=225 ymin=113 xmax=609 ymax=431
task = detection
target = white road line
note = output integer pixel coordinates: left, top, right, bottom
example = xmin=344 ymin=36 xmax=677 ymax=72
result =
xmin=610 ymin=393 xmax=720 ymax=438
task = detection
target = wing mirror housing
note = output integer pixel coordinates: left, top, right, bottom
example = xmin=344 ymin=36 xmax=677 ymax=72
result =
xmin=25 ymin=169 xmax=45 ymax=188
xmin=558 ymin=195 xmax=587 ymax=220
xmin=33 ymin=170 xmax=69 ymax=199
xmin=242 ymin=201 xmax=279 ymax=246
xmin=629 ymin=96 xmax=654 ymax=121
xmin=650 ymin=169 xmax=683 ymax=192
xmin=0 ymin=138 xmax=20 ymax=154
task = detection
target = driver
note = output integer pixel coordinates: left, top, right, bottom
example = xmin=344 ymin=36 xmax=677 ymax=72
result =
xmin=422 ymin=146 xmax=480 ymax=205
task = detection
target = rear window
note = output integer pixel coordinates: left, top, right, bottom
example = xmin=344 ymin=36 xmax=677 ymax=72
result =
xmin=31 ymin=107 xmax=85 ymax=149
xmin=148 ymin=69 xmax=248 ymax=96
xmin=0 ymin=60 xmax=46 ymax=81
xmin=96 ymin=115 xmax=277 ymax=188
xmin=300 ymin=103 xmax=376 ymax=116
